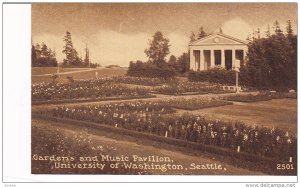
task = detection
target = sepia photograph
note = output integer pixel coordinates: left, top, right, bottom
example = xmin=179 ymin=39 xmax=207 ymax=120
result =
xmin=30 ymin=3 xmax=297 ymax=176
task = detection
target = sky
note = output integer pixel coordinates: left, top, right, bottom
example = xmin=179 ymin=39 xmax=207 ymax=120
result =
xmin=32 ymin=3 xmax=297 ymax=67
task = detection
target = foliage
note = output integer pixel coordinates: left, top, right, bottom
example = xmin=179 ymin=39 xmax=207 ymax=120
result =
xmin=114 ymin=76 xmax=171 ymax=86
xmin=154 ymin=80 xmax=228 ymax=95
xmin=144 ymin=31 xmax=170 ymax=66
xmin=167 ymin=97 xmax=232 ymax=110
xmin=225 ymin=94 xmax=272 ymax=102
xmin=241 ymin=20 xmax=297 ymax=90
xmin=50 ymin=102 xmax=296 ymax=161
xmin=32 ymin=43 xmax=58 ymax=67
xmin=62 ymin=31 xmax=95 ymax=68
xmin=106 ymin=65 xmax=121 ymax=68
xmin=127 ymin=61 xmax=176 ymax=78
xmin=188 ymin=67 xmax=236 ymax=85
xmin=197 ymin=26 xmax=208 ymax=39
xmin=169 ymin=53 xmax=190 ymax=73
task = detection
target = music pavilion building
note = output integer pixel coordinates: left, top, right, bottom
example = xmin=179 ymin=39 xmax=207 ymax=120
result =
xmin=189 ymin=32 xmax=248 ymax=71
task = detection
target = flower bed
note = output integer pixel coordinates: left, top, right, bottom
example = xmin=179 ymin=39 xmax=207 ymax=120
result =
xmin=48 ymin=101 xmax=296 ymax=161
xmin=32 ymin=124 xmax=145 ymax=174
xmin=113 ymin=76 xmax=172 ymax=86
xmin=32 ymin=79 xmax=150 ymax=102
xmin=225 ymin=94 xmax=272 ymax=102
xmin=154 ymin=81 xmax=228 ymax=95
xmin=167 ymin=97 xmax=233 ymax=110
xmin=33 ymin=114 xmax=296 ymax=175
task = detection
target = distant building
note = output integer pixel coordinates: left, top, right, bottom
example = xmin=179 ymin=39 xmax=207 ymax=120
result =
xmin=189 ymin=32 xmax=248 ymax=71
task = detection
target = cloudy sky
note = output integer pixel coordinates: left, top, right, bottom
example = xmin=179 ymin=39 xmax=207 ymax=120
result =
xmin=32 ymin=3 xmax=297 ymax=67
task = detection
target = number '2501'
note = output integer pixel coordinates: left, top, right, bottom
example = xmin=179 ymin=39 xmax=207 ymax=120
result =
xmin=277 ymin=164 xmax=294 ymax=170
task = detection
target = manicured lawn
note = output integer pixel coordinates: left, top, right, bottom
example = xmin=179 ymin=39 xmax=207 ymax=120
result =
xmin=176 ymin=98 xmax=297 ymax=133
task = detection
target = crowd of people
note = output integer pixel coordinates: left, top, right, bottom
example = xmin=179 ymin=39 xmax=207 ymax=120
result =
xmin=51 ymin=101 xmax=296 ymax=161
xmin=32 ymin=79 xmax=149 ymax=101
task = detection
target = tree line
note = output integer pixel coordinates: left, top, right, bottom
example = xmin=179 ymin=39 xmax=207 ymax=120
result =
xmin=240 ymin=20 xmax=297 ymax=89
xmin=32 ymin=31 xmax=97 ymax=68
xmin=32 ymin=43 xmax=58 ymax=67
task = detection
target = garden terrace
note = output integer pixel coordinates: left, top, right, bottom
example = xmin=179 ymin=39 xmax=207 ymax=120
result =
xmin=42 ymin=101 xmax=296 ymax=161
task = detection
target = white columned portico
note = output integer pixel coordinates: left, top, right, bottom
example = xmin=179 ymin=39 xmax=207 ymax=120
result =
xmin=189 ymin=32 xmax=248 ymax=71
xmin=221 ymin=49 xmax=225 ymax=68
xmin=232 ymin=49 xmax=236 ymax=69
xmin=210 ymin=49 xmax=215 ymax=68
xmin=200 ymin=50 xmax=204 ymax=71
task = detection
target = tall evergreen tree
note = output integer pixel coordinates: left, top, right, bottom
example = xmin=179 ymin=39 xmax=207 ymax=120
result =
xmin=190 ymin=32 xmax=196 ymax=43
xmin=265 ymin=24 xmax=271 ymax=38
xmin=41 ymin=43 xmax=50 ymax=58
xmin=197 ymin=26 xmax=207 ymax=39
xmin=256 ymin=28 xmax=261 ymax=39
xmin=62 ymin=31 xmax=78 ymax=66
xmin=286 ymin=20 xmax=294 ymax=39
xmin=273 ymin=20 xmax=283 ymax=35
xmin=31 ymin=45 xmax=37 ymax=66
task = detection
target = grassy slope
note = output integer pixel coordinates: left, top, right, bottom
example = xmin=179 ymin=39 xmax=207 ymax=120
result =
xmin=32 ymin=67 xmax=127 ymax=84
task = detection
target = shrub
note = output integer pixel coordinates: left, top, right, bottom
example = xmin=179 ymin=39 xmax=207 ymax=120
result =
xmin=127 ymin=61 xmax=176 ymax=79
xmin=188 ymin=67 xmax=235 ymax=85
xmin=225 ymin=94 xmax=272 ymax=102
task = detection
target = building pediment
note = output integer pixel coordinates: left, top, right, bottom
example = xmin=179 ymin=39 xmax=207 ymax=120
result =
xmin=189 ymin=32 xmax=247 ymax=46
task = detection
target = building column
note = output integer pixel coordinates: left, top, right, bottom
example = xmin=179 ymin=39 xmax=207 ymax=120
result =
xmin=243 ymin=49 xmax=247 ymax=63
xmin=232 ymin=49 xmax=236 ymax=69
xmin=210 ymin=50 xmax=215 ymax=68
xmin=190 ymin=49 xmax=195 ymax=71
xmin=200 ymin=50 xmax=204 ymax=70
xmin=221 ymin=49 xmax=225 ymax=68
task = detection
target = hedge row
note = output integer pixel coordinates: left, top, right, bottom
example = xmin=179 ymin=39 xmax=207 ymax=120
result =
xmin=188 ymin=68 xmax=236 ymax=85
xmin=127 ymin=61 xmax=176 ymax=79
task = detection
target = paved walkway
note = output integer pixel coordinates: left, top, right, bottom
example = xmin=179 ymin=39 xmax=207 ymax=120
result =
xmin=32 ymin=68 xmax=99 ymax=77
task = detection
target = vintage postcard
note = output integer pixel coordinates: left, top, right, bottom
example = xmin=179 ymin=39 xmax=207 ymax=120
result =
xmin=30 ymin=3 xmax=297 ymax=177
